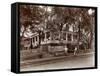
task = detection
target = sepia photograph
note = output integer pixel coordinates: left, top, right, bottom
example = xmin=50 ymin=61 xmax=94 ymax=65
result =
xmin=19 ymin=4 xmax=97 ymax=72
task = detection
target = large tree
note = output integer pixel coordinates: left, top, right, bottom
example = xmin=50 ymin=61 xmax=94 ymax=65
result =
xmin=20 ymin=5 xmax=95 ymax=50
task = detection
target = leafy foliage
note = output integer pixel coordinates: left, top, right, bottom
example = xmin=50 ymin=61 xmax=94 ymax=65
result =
xmin=20 ymin=5 xmax=95 ymax=49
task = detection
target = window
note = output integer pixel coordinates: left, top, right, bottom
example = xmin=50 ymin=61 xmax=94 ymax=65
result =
xmin=63 ymin=32 xmax=66 ymax=40
xmin=73 ymin=34 xmax=77 ymax=40
xmin=68 ymin=34 xmax=72 ymax=41
xmin=47 ymin=32 xmax=50 ymax=39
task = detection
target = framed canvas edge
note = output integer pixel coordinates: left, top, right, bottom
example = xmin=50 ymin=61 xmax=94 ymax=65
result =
xmin=11 ymin=2 xmax=98 ymax=74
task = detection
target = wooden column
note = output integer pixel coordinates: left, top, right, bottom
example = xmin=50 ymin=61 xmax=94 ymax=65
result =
xmin=72 ymin=34 xmax=73 ymax=42
xmin=37 ymin=35 xmax=39 ymax=45
xmin=66 ymin=33 xmax=67 ymax=41
xmin=32 ymin=38 xmax=33 ymax=47
xmin=32 ymin=37 xmax=35 ymax=47
xmin=34 ymin=36 xmax=36 ymax=46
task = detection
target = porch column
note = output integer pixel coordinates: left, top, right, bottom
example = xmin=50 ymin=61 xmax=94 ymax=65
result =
xmin=34 ymin=36 xmax=36 ymax=46
xmin=37 ymin=35 xmax=39 ymax=44
xmin=72 ymin=34 xmax=73 ymax=42
xmin=66 ymin=33 xmax=67 ymax=41
xmin=59 ymin=32 xmax=61 ymax=40
xmin=32 ymin=37 xmax=35 ymax=47
xmin=32 ymin=38 xmax=33 ymax=47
